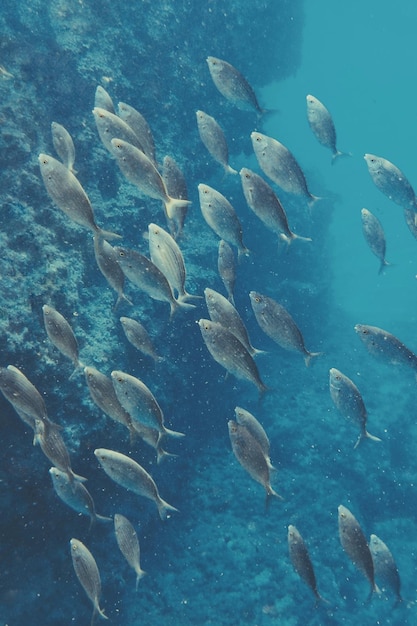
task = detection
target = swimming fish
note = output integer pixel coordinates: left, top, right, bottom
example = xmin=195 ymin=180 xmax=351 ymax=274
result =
xmin=204 ymin=287 xmax=263 ymax=357
xmin=228 ymin=420 xmax=282 ymax=502
xmin=251 ymin=132 xmax=320 ymax=207
xmin=206 ymin=56 xmax=263 ymax=114
xmin=338 ymin=505 xmax=378 ymax=599
xmin=119 ymin=316 xmax=162 ymax=362
xmin=93 ymin=234 xmax=132 ymax=309
xmin=306 ymin=95 xmax=349 ymax=163
xmin=217 ymin=240 xmax=236 ymax=305
xmin=42 ymin=305 xmax=83 ymax=373
xmin=288 ymin=525 xmax=324 ymax=603
xmin=369 ymin=534 xmax=402 ymax=605
xmin=34 ymin=418 xmax=86 ymax=485
xmin=114 ymin=513 xmax=146 ymax=590
xmin=240 ymin=168 xmax=311 ymax=245
xmin=249 ymin=292 xmax=321 ymax=366
xmin=94 ymin=448 xmax=178 ymax=520
xmin=51 ymin=122 xmax=76 ymax=173
xmin=196 ymin=110 xmax=237 ymax=175
xmin=360 ymin=209 xmax=390 ymax=274
xmin=49 ymin=467 xmax=111 ymax=526
xmin=234 ymin=407 xmax=273 ymax=471
xmin=364 ymin=154 xmax=417 ymax=212
xmin=94 ymin=85 xmax=116 ymax=114
xmin=0 ymin=365 xmax=48 ymax=426
xmin=161 ymin=156 xmax=189 ymax=239
xmin=354 ymin=324 xmax=417 ymax=376
xmin=70 ymin=538 xmax=108 ymax=623
xmin=92 ymin=106 xmax=144 ymax=154
xmin=329 ymin=368 xmax=381 ymax=448
xmin=198 ymin=319 xmax=267 ymax=394
xmin=111 ymin=370 xmax=184 ymax=439
xmin=38 ymin=153 xmax=120 ymax=240
xmin=110 ymin=138 xmax=191 ymax=221
xmin=117 ymin=102 xmax=156 ymax=165
xmin=198 ymin=183 xmax=249 ymax=257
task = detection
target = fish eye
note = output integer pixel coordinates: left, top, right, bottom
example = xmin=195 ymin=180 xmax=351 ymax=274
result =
xmin=118 ymin=251 xmax=125 ymax=257
xmin=254 ymin=296 xmax=260 ymax=303
xmin=245 ymin=173 xmax=250 ymax=179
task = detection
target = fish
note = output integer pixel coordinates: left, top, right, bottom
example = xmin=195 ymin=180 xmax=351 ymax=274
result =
xmin=114 ymin=514 xmax=146 ymax=589
xmin=329 ymin=368 xmax=381 ymax=448
xmin=354 ymin=324 xmax=417 ymax=376
xmin=369 ymin=534 xmax=402 ymax=605
xmin=148 ymin=223 xmax=199 ymax=303
xmin=132 ymin=422 xmax=177 ymax=464
xmin=0 ymin=365 xmax=48 ymax=425
xmin=34 ymin=418 xmax=86 ymax=485
xmin=94 ymin=448 xmax=178 ymax=520
xmin=110 ymin=138 xmax=191 ymax=221
xmin=92 ymin=106 xmax=144 ymax=154
xmin=94 ymin=85 xmax=116 ymax=114
xmin=198 ymin=183 xmax=249 ymax=257
xmin=114 ymin=246 xmax=194 ymax=316
xmin=228 ymin=420 xmax=282 ymax=502
xmin=360 ymin=209 xmax=390 ymax=274
xmin=119 ymin=316 xmax=162 ymax=362
xmin=204 ymin=287 xmax=263 ymax=357
xmin=217 ymin=239 xmax=236 ymax=305
xmin=403 ymin=207 xmax=417 ymax=241
xmin=42 ymin=304 xmax=83 ymax=373
xmin=364 ymin=154 xmax=417 ymax=212
xmin=49 ymin=467 xmax=111 ymax=526
xmin=249 ymin=292 xmax=321 ymax=366
xmin=240 ymin=168 xmax=311 ymax=245
xmin=338 ymin=505 xmax=378 ymax=599
xmin=306 ymin=95 xmax=349 ymax=163
xmin=161 ymin=156 xmax=189 ymax=239
xmin=196 ymin=110 xmax=237 ymax=175
xmin=51 ymin=122 xmax=76 ymax=173
xmin=111 ymin=370 xmax=184 ymax=439
xmin=287 ymin=525 xmax=325 ymax=603
xmin=38 ymin=153 xmax=120 ymax=240
xmin=117 ymin=102 xmax=156 ymax=165
xmin=251 ymin=132 xmax=320 ymax=206
xmin=234 ymin=407 xmax=273 ymax=471
xmin=206 ymin=56 xmax=263 ymax=114
xmin=93 ymin=234 xmax=133 ymax=309
xmin=198 ymin=319 xmax=267 ymax=394
xmin=70 ymin=538 xmax=108 ymax=623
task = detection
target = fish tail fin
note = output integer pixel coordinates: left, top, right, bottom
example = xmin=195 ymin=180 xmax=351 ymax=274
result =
xmin=280 ymin=232 xmax=312 ymax=246
xmin=314 ymin=591 xmax=330 ymax=606
xmin=237 ymin=246 xmax=251 ymax=260
xmin=113 ymin=292 xmax=133 ymax=311
xmin=96 ymin=514 xmax=113 ymax=523
xmin=96 ymin=227 xmax=123 ymax=241
xmin=177 ymin=291 xmax=204 ymax=304
xmin=135 ymin=569 xmax=146 ymax=591
xmin=227 ymin=293 xmax=236 ymax=306
xmin=265 ymin=486 xmax=284 ymax=511
xmin=92 ymin=601 xmax=108 ymax=623
xmin=156 ymin=447 xmax=178 ymax=464
xmin=251 ymin=347 xmax=268 ymax=357
xmin=225 ymin=164 xmax=238 ymax=175
xmin=157 ymin=497 xmax=179 ymax=520
xmin=170 ymin=299 xmax=196 ymax=317
xmin=331 ymin=150 xmax=352 ymax=165
xmin=165 ymin=197 xmax=192 ymax=221
xmin=354 ymin=430 xmax=382 ymax=449
xmin=307 ymin=194 xmax=323 ymax=210
xmin=304 ymin=351 xmax=323 ymax=367
xmin=163 ymin=426 xmax=185 ymax=439
xmin=71 ymin=471 xmax=88 ymax=484
xmin=378 ymin=259 xmax=391 ymax=275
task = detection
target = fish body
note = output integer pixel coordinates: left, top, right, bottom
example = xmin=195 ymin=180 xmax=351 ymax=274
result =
xmin=70 ymin=538 xmax=107 ymax=623
xmin=49 ymin=467 xmax=111 ymax=525
xmin=360 ymin=209 xmax=390 ymax=274
xmin=217 ymin=239 xmax=236 ymax=305
xmin=35 ymin=418 xmax=85 ymax=484
xmin=251 ymin=132 xmax=318 ymax=206
xmin=249 ymin=292 xmax=320 ymax=366
xmin=234 ymin=407 xmax=273 ymax=470
xmin=354 ymin=324 xmax=417 ymax=373
xmin=364 ymin=154 xmax=417 ymax=211
xmin=240 ymin=168 xmax=311 ymax=244
xmin=51 ymin=122 xmax=76 ymax=173
xmin=42 ymin=305 xmax=82 ymax=370
xmin=306 ymin=95 xmax=348 ymax=162
xmin=338 ymin=505 xmax=377 ymax=597
xmin=198 ymin=319 xmax=267 ymax=393
xmin=117 ymin=102 xmax=156 ymax=165
xmin=162 ymin=156 xmax=188 ymax=239
xmin=94 ymin=448 xmax=178 ymax=519
xmin=198 ymin=183 xmax=249 ymax=257
xmin=92 ymin=106 xmax=144 ymax=153
xmin=84 ymin=366 xmax=134 ymax=436
xmin=0 ymin=365 xmax=48 ymax=425
xmin=95 ymin=85 xmax=115 ymax=114
xmin=206 ymin=56 xmax=262 ymax=114
xmin=120 ymin=317 xmax=162 ymax=362
xmin=93 ymin=235 xmax=132 ymax=309
xmin=114 ymin=514 xmax=146 ymax=589
xmin=288 ymin=525 xmax=323 ymax=602
xmin=329 ymin=368 xmax=381 ymax=448
xmin=196 ymin=110 xmax=236 ymax=175
xmin=369 ymin=534 xmax=402 ymax=604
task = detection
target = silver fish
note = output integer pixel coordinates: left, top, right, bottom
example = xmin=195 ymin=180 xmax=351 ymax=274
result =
xmin=198 ymin=319 xmax=267 ymax=394
xmin=117 ymin=102 xmax=156 ymax=165
xmin=196 ymin=110 xmax=237 ymax=175
xmin=364 ymin=154 xmax=417 ymax=211
xmin=51 ymin=122 xmax=76 ymax=173
xmin=228 ymin=420 xmax=282 ymax=502
xmin=114 ymin=514 xmax=146 ymax=589
xmin=94 ymin=448 xmax=178 ymax=520
xmin=70 ymin=538 xmax=107 ymax=623
xmin=360 ymin=208 xmax=390 ymax=274
xmin=34 ymin=418 xmax=86 ymax=485
xmin=240 ymin=168 xmax=311 ymax=245
xmin=110 ymin=138 xmax=190 ymax=221
xmin=338 ymin=505 xmax=378 ymax=599
xmin=94 ymin=85 xmax=115 ymax=114
xmin=198 ymin=183 xmax=249 ymax=257
xmin=119 ymin=316 xmax=162 ymax=362
xmin=288 ymin=525 xmax=324 ymax=603
xmin=354 ymin=324 xmax=417 ymax=376
xmin=217 ymin=239 xmax=236 ymax=305
xmin=49 ymin=467 xmax=111 ymax=525
xmin=251 ymin=132 xmax=319 ymax=206
xmin=0 ymin=365 xmax=48 ymax=425
xmin=204 ymin=287 xmax=263 ymax=357
xmin=206 ymin=56 xmax=263 ymax=114
xmin=38 ymin=153 xmax=120 ymax=240
xmin=306 ymin=95 xmax=349 ymax=163
xmin=329 ymin=368 xmax=381 ymax=448
xmin=234 ymin=406 xmax=273 ymax=471
xmin=369 ymin=534 xmax=402 ymax=604
xmin=92 ymin=106 xmax=144 ymax=154
xmin=42 ymin=305 xmax=82 ymax=372
xmin=162 ymin=156 xmax=188 ymax=239
xmin=249 ymin=291 xmax=321 ymax=366
xmin=93 ymin=234 xmax=132 ymax=309
xmin=111 ymin=370 xmax=184 ymax=439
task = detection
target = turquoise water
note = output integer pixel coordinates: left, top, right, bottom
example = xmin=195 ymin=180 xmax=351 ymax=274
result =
xmin=1 ymin=1 xmax=417 ymax=624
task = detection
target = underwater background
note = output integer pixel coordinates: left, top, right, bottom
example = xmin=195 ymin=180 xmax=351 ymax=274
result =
xmin=1 ymin=0 xmax=417 ymax=624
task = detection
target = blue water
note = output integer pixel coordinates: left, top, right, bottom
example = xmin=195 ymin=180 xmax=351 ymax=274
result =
xmin=1 ymin=0 xmax=417 ymax=624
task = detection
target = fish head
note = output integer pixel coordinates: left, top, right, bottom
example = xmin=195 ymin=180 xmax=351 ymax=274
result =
xmin=329 ymin=367 xmax=344 ymax=389
xmin=250 ymin=132 xmax=268 ymax=153
xmin=364 ymin=153 xmax=382 ymax=173
xmin=249 ymin=291 xmax=264 ymax=311
xmin=227 ymin=420 xmax=238 ymax=436
xmin=206 ymin=56 xmax=223 ymax=75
